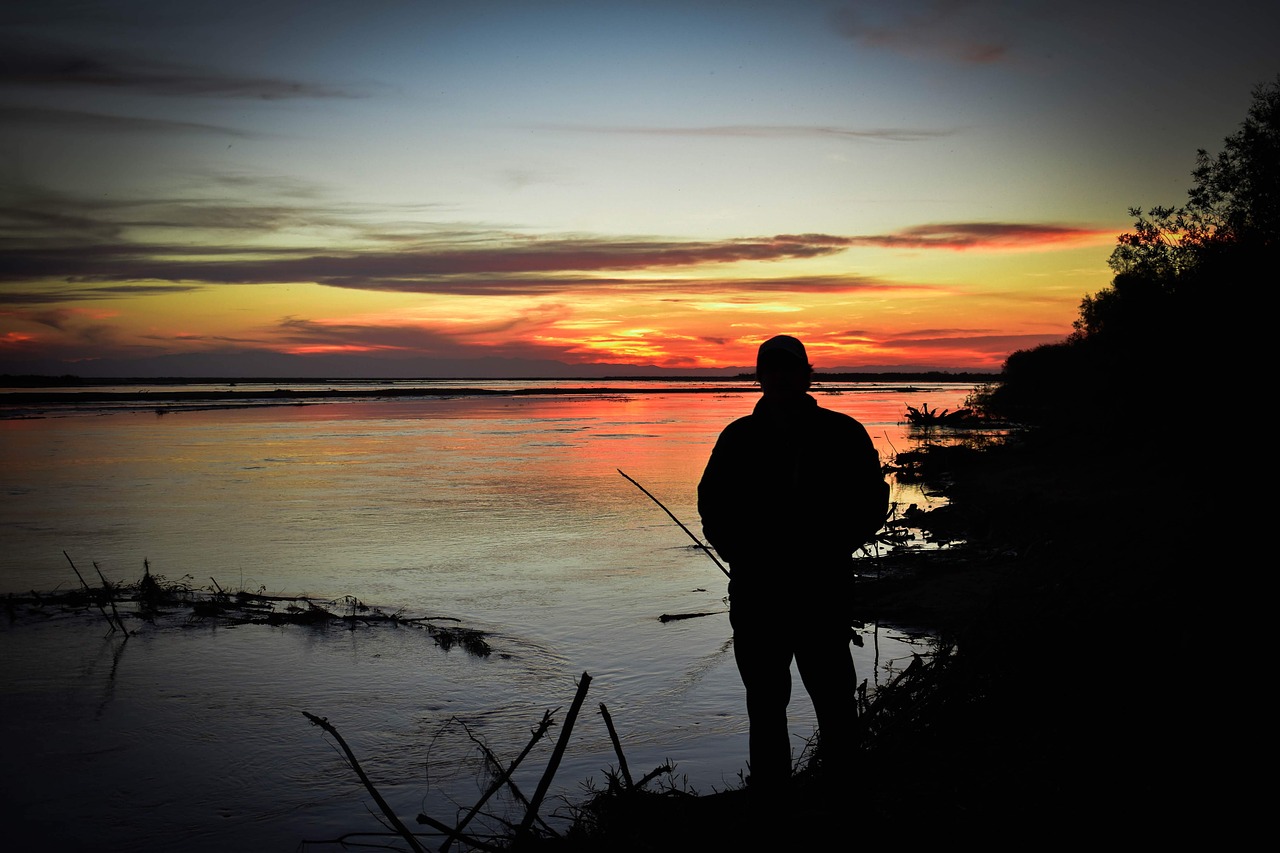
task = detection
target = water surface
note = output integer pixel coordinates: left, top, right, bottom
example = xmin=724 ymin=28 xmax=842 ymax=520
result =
xmin=0 ymin=381 xmax=975 ymax=850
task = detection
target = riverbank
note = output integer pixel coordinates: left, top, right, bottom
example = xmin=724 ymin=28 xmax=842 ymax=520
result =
xmin=521 ymin=425 xmax=1212 ymax=848
xmin=1 ymin=390 xmax=1211 ymax=848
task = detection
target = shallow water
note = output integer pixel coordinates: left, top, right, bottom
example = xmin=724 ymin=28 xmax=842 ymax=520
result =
xmin=0 ymin=382 xmax=974 ymax=850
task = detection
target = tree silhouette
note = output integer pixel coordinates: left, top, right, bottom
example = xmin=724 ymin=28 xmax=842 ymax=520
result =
xmin=1187 ymin=74 xmax=1280 ymax=249
xmin=983 ymin=74 xmax=1278 ymax=427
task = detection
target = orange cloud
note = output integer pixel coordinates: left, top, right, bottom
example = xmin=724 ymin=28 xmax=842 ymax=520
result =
xmin=846 ymin=223 xmax=1112 ymax=251
xmin=1 ymin=331 xmax=38 ymax=348
xmin=0 ymin=234 xmax=851 ymax=291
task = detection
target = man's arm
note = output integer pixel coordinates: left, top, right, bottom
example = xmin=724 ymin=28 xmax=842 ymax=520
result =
xmin=697 ymin=425 xmax=749 ymax=565
xmin=839 ymin=418 xmax=890 ymax=551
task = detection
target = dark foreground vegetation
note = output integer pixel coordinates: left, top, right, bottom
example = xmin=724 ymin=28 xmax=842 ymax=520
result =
xmin=499 ymin=417 xmax=1204 ymax=849
xmin=488 ymin=76 xmax=1276 ymax=850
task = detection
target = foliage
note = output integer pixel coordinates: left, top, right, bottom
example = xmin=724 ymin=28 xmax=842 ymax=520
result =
xmin=903 ymin=402 xmax=976 ymax=427
xmin=1187 ymin=74 xmax=1280 ymax=248
xmin=981 ymin=74 xmax=1278 ymax=426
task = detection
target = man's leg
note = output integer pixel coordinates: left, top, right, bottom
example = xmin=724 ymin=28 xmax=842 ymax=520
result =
xmin=794 ymin=622 xmax=857 ymax=777
xmin=731 ymin=603 xmax=794 ymax=788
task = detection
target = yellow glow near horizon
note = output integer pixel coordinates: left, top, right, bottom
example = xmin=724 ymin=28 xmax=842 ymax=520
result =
xmin=6 ymin=0 xmax=1266 ymax=376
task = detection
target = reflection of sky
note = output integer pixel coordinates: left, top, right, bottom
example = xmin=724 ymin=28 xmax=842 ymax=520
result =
xmin=2 ymin=1 xmax=1275 ymax=373
xmin=0 ymin=385 xmax=969 ymax=844
xmin=0 ymin=385 xmax=973 ymax=593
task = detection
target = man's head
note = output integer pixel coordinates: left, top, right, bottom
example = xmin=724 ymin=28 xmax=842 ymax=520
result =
xmin=756 ymin=334 xmax=812 ymax=399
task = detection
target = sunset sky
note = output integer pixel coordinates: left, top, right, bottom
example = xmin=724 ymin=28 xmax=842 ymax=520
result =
xmin=2 ymin=0 xmax=1276 ymax=376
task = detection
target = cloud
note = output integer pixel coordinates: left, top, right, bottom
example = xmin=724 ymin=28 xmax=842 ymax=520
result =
xmin=0 ymin=331 xmax=38 ymax=350
xmin=22 ymin=308 xmax=76 ymax=330
xmin=0 ymin=230 xmax=857 ymax=294
xmin=879 ymin=327 xmax=996 ymax=337
xmin=0 ymin=105 xmax=254 ymax=137
xmin=829 ymin=1 xmax=1013 ymax=64
xmin=847 ymin=222 xmax=1111 ymax=251
xmin=274 ymin=317 xmax=455 ymax=354
xmin=0 ymin=183 xmax=448 ymax=257
xmin=268 ymin=314 xmax=586 ymax=363
xmin=0 ymin=285 xmax=203 ymax=305
xmin=142 ymin=332 xmax=266 ymax=345
xmin=0 ymin=41 xmax=358 ymax=99
xmin=1 ymin=187 xmax=1105 ymax=302
xmin=655 ymin=274 xmax=920 ymax=300
xmin=535 ymin=123 xmax=952 ymax=143
xmin=496 ymin=167 xmax=573 ymax=191
xmin=884 ymin=331 xmax=1066 ymax=352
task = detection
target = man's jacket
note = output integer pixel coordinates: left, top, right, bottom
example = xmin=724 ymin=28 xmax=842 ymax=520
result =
xmin=697 ymin=393 xmax=888 ymax=574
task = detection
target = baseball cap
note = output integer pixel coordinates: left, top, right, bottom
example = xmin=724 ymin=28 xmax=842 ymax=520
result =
xmin=756 ymin=334 xmax=809 ymax=368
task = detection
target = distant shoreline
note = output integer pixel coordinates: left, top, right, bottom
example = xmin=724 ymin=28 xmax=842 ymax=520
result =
xmin=1 ymin=370 xmax=996 ymax=388
xmin=0 ymin=372 xmax=993 ymax=408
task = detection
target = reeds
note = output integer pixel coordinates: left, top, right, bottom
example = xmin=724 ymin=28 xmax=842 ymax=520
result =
xmin=13 ymin=558 xmax=493 ymax=656
xmin=298 ymin=670 xmax=722 ymax=852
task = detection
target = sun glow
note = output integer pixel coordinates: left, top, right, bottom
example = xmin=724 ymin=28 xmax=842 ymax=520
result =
xmin=3 ymin=1 xmax=1265 ymax=378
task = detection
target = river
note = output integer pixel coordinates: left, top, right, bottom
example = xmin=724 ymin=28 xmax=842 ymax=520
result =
xmin=0 ymin=379 xmax=979 ymax=850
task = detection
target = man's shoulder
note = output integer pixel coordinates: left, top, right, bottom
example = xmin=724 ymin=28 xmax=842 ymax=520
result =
xmin=717 ymin=413 xmax=760 ymax=437
xmin=812 ymin=401 xmax=868 ymax=430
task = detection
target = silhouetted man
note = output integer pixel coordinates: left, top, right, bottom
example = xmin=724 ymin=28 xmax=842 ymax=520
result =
xmin=698 ymin=334 xmax=888 ymax=789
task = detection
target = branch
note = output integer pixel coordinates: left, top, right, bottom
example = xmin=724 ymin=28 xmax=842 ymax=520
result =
xmin=415 ymin=812 xmax=505 ymax=853
xmin=636 ymin=763 xmax=675 ymax=788
xmin=617 ymin=469 xmax=729 ymax=578
xmin=93 ymin=561 xmax=130 ymax=634
xmin=63 ymin=551 xmax=120 ymax=634
xmin=599 ymin=703 xmax=633 ymax=790
xmin=438 ymin=710 xmax=557 ymax=851
xmin=301 ymin=711 xmax=427 ymax=853
xmin=518 ymin=672 xmax=592 ymax=838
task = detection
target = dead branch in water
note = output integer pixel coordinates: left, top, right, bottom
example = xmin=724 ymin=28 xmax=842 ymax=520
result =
xmin=62 ymin=551 xmax=126 ymax=634
xmin=93 ymin=561 xmax=130 ymax=635
xmin=310 ymin=674 xmax=723 ymax=850
xmin=435 ymin=710 xmax=558 ymax=853
xmin=518 ymin=672 xmax=593 ymax=839
xmin=598 ymin=703 xmax=633 ymax=791
xmin=16 ymin=562 xmax=492 ymax=656
xmin=658 ymin=610 xmax=724 ymax=623
xmin=414 ymin=812 xmax=504 ymax=853
xmin=302 ymin=711 xmax=427 ymax=853
xmin=617 ymin=469 xmax=729 ymax=578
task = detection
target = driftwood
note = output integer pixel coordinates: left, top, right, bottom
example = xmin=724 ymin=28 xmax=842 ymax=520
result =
xmin=92 ymin=562 xmax=130 ymax=634
xmin=315 ymin=658 xmax=956 ymax=850
xmin=634 ymin=762 xmax=676 ymax=788
xmin=415 ymin=812 xmax=504 ymax=853
xmin=63 ymin=551 xmax=127 ymax=634
xmin=598 ymin=703 xmax=633 ymax=791
xmin=657 ymin=610 xmax=724 ymax=623
xmin=460 ymin=723 xmax=540 ymax=819
xmin=297 ymin=632 xmax=948 ymax=850
xmin=435 ymin=711 xmax=558 ymax=852
xmin=301 ymin=711 xmax=427 ymax=853
xmin=517 ymin=672 xmax=592 ymax=838
xmin=18 ymin=561 xmax=492 ymax=657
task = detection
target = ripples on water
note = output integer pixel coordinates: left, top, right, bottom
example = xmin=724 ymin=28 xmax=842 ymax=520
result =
xmin=0 ymin=382 xmax=973 ymax=850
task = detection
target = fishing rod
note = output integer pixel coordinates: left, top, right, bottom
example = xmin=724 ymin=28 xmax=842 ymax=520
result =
xmin=616 ymin=469 xmax=729 ymax=578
